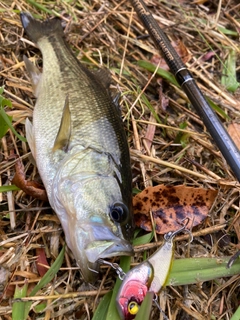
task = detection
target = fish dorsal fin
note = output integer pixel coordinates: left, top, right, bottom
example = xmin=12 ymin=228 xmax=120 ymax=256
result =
xmin=23 ymin=55 xmax=42 ymax=97
xmin=93 ymin=68 xmax=112 ymax=90
xmin=53 ymin=95 xmax=71 ymax=152
xmin=25 ymin=117 xmax=36 ymax=160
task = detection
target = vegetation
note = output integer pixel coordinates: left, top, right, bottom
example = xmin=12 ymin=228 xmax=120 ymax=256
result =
xmin=0 ymin=0 xmax=240 ymax=319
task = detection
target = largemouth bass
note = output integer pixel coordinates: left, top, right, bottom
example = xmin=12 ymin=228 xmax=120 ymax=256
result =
xmin=20 ymin=12 xmax=134 ymax=281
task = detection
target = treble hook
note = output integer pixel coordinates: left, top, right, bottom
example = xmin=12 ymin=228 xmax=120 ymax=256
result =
xmin=87 ymin=265 xmax=99 ymax=274
xmin=164 ymin=217 xmax=193 ymax=243
xmin=98 ymin=258 xmax=126 ymax=280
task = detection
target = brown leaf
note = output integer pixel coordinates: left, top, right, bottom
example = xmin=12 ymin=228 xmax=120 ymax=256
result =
xmin=233 ymin=217 xmax=240 ymax=243
xmin=144 ymin=102 xmax=159 ymax=151
xmin=12 ymin=159 xmax=48 ymax=202
xmin=0 ymin=265 xmax=11 ymax=298
xmin=133 ymin=185 xmax=217 ymax=234
xmin=36 ymin=248 xmax=49 ymax=277
xmin=228 ymin=123 xmax=240 ymax=150
xmin=201 ymin=51 xmax=216 ymax=62
xmin=193 ymin=0 xmax=209 ymax=4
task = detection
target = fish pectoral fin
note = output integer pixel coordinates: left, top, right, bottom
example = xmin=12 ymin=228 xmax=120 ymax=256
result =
xmin=23 ymin=55 xmax=42 ymax=97
xmin=53 ymin=95 xmax=71 ymax=152
xmin=25 ymin=118 xmax=37 ymax=160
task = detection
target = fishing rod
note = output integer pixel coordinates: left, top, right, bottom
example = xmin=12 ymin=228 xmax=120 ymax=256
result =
xmin=130 ymin=0 xmax=240 ymax=182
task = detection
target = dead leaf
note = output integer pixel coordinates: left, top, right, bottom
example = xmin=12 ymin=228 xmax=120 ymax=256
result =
xmin=36 ymin=248 xmax=49 ymax=277
xmin=193 ymin=0 xmax=209 ymax=4
xmin=133 ymin=185 xmax=217 ymax=234
xmin=144 ymin=102 xmax=160 ymax=151
xmin=0 ymin=266 xmax=10 ymax=296
xmin=201 ymin=51 xmax=216 ymax=62
xmin=233 ymin=217 xmax=240 ymax=243
xmin=12 ymin=159 xmax=48 ymax=202
xmin=228 ymin=123 xmax=240 ymax=150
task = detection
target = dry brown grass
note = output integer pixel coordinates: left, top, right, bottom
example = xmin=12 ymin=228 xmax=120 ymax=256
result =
xmin=0 ymin=0 xmax=240 ymax=319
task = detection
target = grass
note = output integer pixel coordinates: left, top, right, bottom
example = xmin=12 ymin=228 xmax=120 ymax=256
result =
xmin=0 ymin=0 xmax=240 ymax=319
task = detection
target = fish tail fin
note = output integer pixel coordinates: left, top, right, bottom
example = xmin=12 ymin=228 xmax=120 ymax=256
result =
xmin=20 ymin=12 xmax=63 ymax=43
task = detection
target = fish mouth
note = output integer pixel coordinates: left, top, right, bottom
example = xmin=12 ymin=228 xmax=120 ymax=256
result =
xmin=85 ymin=239 xmax=133 ymax=263
xmin=84 ymin=224 xmax=133 ymax=263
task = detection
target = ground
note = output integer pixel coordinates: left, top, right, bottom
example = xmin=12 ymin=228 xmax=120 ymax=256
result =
xmin=0 ymin=0 xmax=240 ymax=319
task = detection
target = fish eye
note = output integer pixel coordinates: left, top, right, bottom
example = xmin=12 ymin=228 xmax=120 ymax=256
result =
xmin=128 ymin=301 xmax=139 ymax=315
xmin=110 ymin=202 xmax=128 ymax=223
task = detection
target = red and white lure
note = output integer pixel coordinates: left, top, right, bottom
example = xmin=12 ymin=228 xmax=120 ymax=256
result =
xmin=116 ymin=221 xmax=192 ymax=319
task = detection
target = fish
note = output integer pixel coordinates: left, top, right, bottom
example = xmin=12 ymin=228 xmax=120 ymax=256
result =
xmin=116 ymin=223 xmax=190 ymax=319
xmin=20 ymin=12 xmax=134 ymax=282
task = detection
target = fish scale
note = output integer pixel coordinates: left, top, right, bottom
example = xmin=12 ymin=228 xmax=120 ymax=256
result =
xmin=21 ymin=12 xmax=134 ymax=281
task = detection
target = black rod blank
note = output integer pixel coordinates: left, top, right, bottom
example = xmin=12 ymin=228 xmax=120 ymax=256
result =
xmin=130 ymin=0 xmax=240 ymax=182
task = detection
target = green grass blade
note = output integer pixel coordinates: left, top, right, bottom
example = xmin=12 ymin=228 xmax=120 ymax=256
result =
xmin=33 ymin=302 xmax=47 ymax=313
xmin=139 ymin=92 xmax=161 ymax=123
xmin=206 ymin=97 xmax=230 ymax=120
xmin=137 ymin=60 xmax=180 ymax=87
xmin=0 ymin=108 xmax=26 ymax=142
xmin=12 ymin=283 xmax=28 ymax=320
xmin=23 ymin=245 xmax=65 ymax=319
xmin=104 ymin=232 xmax=155 ymax=319
xmin=0 ymin=110 xmax=12 ymax=139
xmin=106 ymin=255 xmax=131 ymax=320
xmin=221 ymin=49 xmax=239 ymax=92
xmin=0 ymin=87 xmax=16 ymax=139
xmin=217 ymin=26 xmax=238 ymax=36
xmin=0 ymin=185 xmax=20 ymax=192
xmin=135 ymin=291 xmax=154 ymax=320
xmin=230 ymin=305 xmax=240 ymax=320
xmin=108 ymin=256 xmax=240 ymax=319
xmin=132 ymin=230 xmax=154 ymax=246
xmin=30 ymin=245 xmax=65 ymax=296
xmin=167 ymin=256 xmax=240 ymax=286
xmin=25 ymin=0 xmax=53 ymax=14
xmin=92 ymin=291 xmax=112 ymax=320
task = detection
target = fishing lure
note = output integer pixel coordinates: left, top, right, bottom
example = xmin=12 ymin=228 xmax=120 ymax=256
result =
xmin=116 ymin=222 xmax=191 ymax=319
